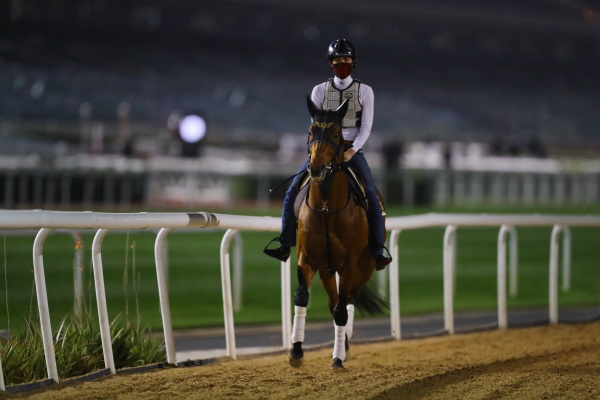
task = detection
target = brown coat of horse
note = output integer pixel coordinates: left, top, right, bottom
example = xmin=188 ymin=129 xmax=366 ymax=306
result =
xmin=289 ymin=97 xmax=384 ymax=369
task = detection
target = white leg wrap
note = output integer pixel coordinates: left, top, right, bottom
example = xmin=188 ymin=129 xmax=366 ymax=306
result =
xmin=345 ymin=304 xmax=355 ymax=339
xmin=291 ymin=306 xmax=307 ymax=343
xmin=332 ymin=324 xmax=346 ymax=361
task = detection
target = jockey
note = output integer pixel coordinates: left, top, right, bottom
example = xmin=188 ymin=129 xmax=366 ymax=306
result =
xmin=264 ymin=39 xmax=392 ymax=270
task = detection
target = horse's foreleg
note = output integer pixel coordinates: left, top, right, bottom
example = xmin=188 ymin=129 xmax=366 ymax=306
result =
xmin=289 ymin=305 xmax=306 ymax=366
xmin=331 ymin=296 xmax=348 ymax=369
xmin=289 ymin=267 xmax=311 ymax=367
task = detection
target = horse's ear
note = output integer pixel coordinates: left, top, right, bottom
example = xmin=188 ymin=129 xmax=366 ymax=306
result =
xmin=336 ymin=99 xmax=349 ymax=120
xmin=307 ymin=96 xmax=319 ymax=118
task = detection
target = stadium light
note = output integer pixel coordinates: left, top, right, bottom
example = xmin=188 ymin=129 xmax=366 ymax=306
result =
xmin=179 ymin=114 xmax=207 ymax=144
xmin=170 ymin=111 xmax=207 ymax=157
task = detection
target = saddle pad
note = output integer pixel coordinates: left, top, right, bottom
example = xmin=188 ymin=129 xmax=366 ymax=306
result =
xmin=293 ymin=167 xmax=369 ymax=218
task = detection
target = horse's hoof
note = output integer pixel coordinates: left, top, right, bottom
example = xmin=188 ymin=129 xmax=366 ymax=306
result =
xmin=330 ymin=358 xmax=344 ymax=370
xmin=289 ymin=342 xmax=304 ymax=368
xmin=288 ymin=356 xmax=304 ymax=368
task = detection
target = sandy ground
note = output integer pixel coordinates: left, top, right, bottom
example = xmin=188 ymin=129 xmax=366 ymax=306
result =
xmin=6 ymin=321 xmax=600 ymax=400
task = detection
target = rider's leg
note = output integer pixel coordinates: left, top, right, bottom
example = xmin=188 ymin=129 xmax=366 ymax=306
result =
xmin=348 ymin=151 xmax=392 ymax=269
xmin=264 ymin=157 xmax=309 ymax=262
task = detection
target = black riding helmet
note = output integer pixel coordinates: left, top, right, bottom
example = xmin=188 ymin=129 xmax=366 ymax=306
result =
xmin=326 ymin=39 xmax=356 ymax=65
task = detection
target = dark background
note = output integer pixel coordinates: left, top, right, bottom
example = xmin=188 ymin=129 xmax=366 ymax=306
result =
xmin=1 ymin=0 xmax=599 ymax=156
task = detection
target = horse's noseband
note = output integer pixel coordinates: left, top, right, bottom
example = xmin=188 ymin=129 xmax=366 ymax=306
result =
xmin=307 ymin=121 xmax=343 ymax=172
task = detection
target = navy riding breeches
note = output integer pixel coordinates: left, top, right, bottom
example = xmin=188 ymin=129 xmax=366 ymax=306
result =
xmin=278 ymin=151 xmax=385 ymax=254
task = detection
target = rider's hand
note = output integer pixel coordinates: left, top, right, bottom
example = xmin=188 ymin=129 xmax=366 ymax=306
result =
xmin=343 ymin=149 xmax=356 ymax=162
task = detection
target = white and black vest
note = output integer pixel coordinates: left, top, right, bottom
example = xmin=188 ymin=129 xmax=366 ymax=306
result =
xmin=321 ymin=79 xmax=362 ymax=128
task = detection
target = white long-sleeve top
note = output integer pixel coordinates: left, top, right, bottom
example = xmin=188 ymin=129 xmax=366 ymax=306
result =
xmin=310 ymin=74 xmax=374 ymax=151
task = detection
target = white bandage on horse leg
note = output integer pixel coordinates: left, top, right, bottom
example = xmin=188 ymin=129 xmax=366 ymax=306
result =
xmin=332 ymin=324 xmax=346 ymax=361
xmin=291 ymin=306 xmax=307 ymax=343
xmin=345 ymin=304 xmax=355 ymax=339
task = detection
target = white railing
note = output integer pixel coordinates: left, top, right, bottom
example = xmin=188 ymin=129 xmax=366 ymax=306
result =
xmin=383 ymin=213 xmax=599 ymax=339
xmin=0 ymin=210 xmax=599 ymax=390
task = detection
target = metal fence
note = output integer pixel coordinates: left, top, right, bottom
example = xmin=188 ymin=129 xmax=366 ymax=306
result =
xmin=1 ymin=210 xmax=599 ymax=390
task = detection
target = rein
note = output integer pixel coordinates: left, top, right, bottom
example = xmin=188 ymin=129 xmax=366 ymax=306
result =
xmin=306 ymin=131 xmax=350 ymax=276
xmin=306 ymin=168 xmax=352 ymax=276
xmin=304 ymin=167 xmax=351 ymax=215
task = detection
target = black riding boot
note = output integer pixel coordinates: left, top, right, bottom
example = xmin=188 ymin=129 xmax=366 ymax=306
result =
xmin=263 ymin=218 xmax=296 ymax=262
xmin=263 ymin=238 xmax=291 ymax=262
xmin=375 ymin=252 xmax=392 ymax=270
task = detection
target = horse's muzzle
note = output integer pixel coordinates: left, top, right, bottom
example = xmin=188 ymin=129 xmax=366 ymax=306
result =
xmin=307 ymin=163 xmax=330 ymax=184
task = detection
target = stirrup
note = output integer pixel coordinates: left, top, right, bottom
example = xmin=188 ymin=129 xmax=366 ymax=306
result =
xmin=264 ymin=236 xmax=283 ymax=250
xmin=375 ymin=245 xmax=392 ymax=270
xmin=263 ymin=237 xmax=291 ymax=262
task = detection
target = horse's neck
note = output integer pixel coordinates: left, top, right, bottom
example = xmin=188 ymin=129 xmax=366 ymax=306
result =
xmin=308 ymin=170 xmax=348 ymax=209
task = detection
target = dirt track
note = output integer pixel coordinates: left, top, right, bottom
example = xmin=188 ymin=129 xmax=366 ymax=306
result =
xmin=9 ymin=321 xmax=600 ymax=400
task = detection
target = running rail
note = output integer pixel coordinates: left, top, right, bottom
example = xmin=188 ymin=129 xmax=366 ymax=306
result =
xmin=0 ymin=210 xmax=599 ymax=388
xmin=0 ymin=210 xmax=280 ymax=384
xmin=385 ymin=213 xmax=600 ymax=339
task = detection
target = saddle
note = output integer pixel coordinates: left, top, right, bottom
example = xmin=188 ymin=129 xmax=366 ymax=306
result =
xmin=293 ymin=166 xmax=370 ymax=218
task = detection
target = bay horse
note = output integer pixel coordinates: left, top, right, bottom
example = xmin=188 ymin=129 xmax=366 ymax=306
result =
xmin=289 ymin=97 xmax=385 ymax=369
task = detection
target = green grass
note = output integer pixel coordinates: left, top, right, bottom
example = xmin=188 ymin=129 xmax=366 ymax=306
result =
xmin=1 ymin=204 xmax=599 ymax=335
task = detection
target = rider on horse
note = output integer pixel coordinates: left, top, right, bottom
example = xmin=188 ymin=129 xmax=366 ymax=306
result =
xmin=264 ymin=39 xmax=392 ymax=270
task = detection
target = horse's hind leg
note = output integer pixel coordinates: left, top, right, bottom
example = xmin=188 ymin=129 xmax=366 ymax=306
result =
xmin=345 ymin=304 xmax=355 ymax=351
xmin=289 ymin=266 xmax=313 ymax=368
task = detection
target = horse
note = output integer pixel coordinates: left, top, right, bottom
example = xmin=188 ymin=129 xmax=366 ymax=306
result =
xmin=288 ymin=96 xmax=385 ymax=369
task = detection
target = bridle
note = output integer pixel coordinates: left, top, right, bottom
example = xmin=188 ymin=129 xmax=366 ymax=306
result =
xmin=305 ymin=116 xmax=350 ymax=216
xmin=307 ymin=118 xmax=344 ymax=179
xmin=303 ymin=98 xmax=352 ymax=276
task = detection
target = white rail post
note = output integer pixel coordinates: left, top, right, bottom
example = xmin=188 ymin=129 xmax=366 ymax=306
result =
xmin=561 ymin=226 xmax=571 ymax=293
xmin=233 ymin=232 xmax=243 ymax=312
xmin=91 ymin=229 xmax=116 ymax=374
xmin=220 ymin=229 xmax=238 ymax=360
xmin=72 ymin=231 xmax=84 ymax=319
xmin=443 ymin=225 xmax=457 ymax=334
xmin=549 ymin=225 xmax=562 ymax=325
xmin=0 ymin=356 xmax=4 ymax=391
xmin=377 ymin=261 xmax=388 ymax=298
xmin=154 ymin=228 xmax=176 ymax=364
xmin=281 ymin=258 xmax=292 ymax=349
xmin=508 ymin=226 xmax=519 ymax=297
xmin=497 ymin=225 xmax=511 ymax=329
xmin=32 ymin=228 xmax=59 ymax=382
xmin=389 ymin=229 xmax=401 ymax=340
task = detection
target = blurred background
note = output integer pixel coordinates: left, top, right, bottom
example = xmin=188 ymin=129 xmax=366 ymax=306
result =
xmin=1 ymin=0 xmax=599 ymax=211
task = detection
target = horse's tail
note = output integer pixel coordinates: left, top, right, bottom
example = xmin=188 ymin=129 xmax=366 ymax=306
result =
xmin=354 ymin=283 xmax=388 ymax=315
